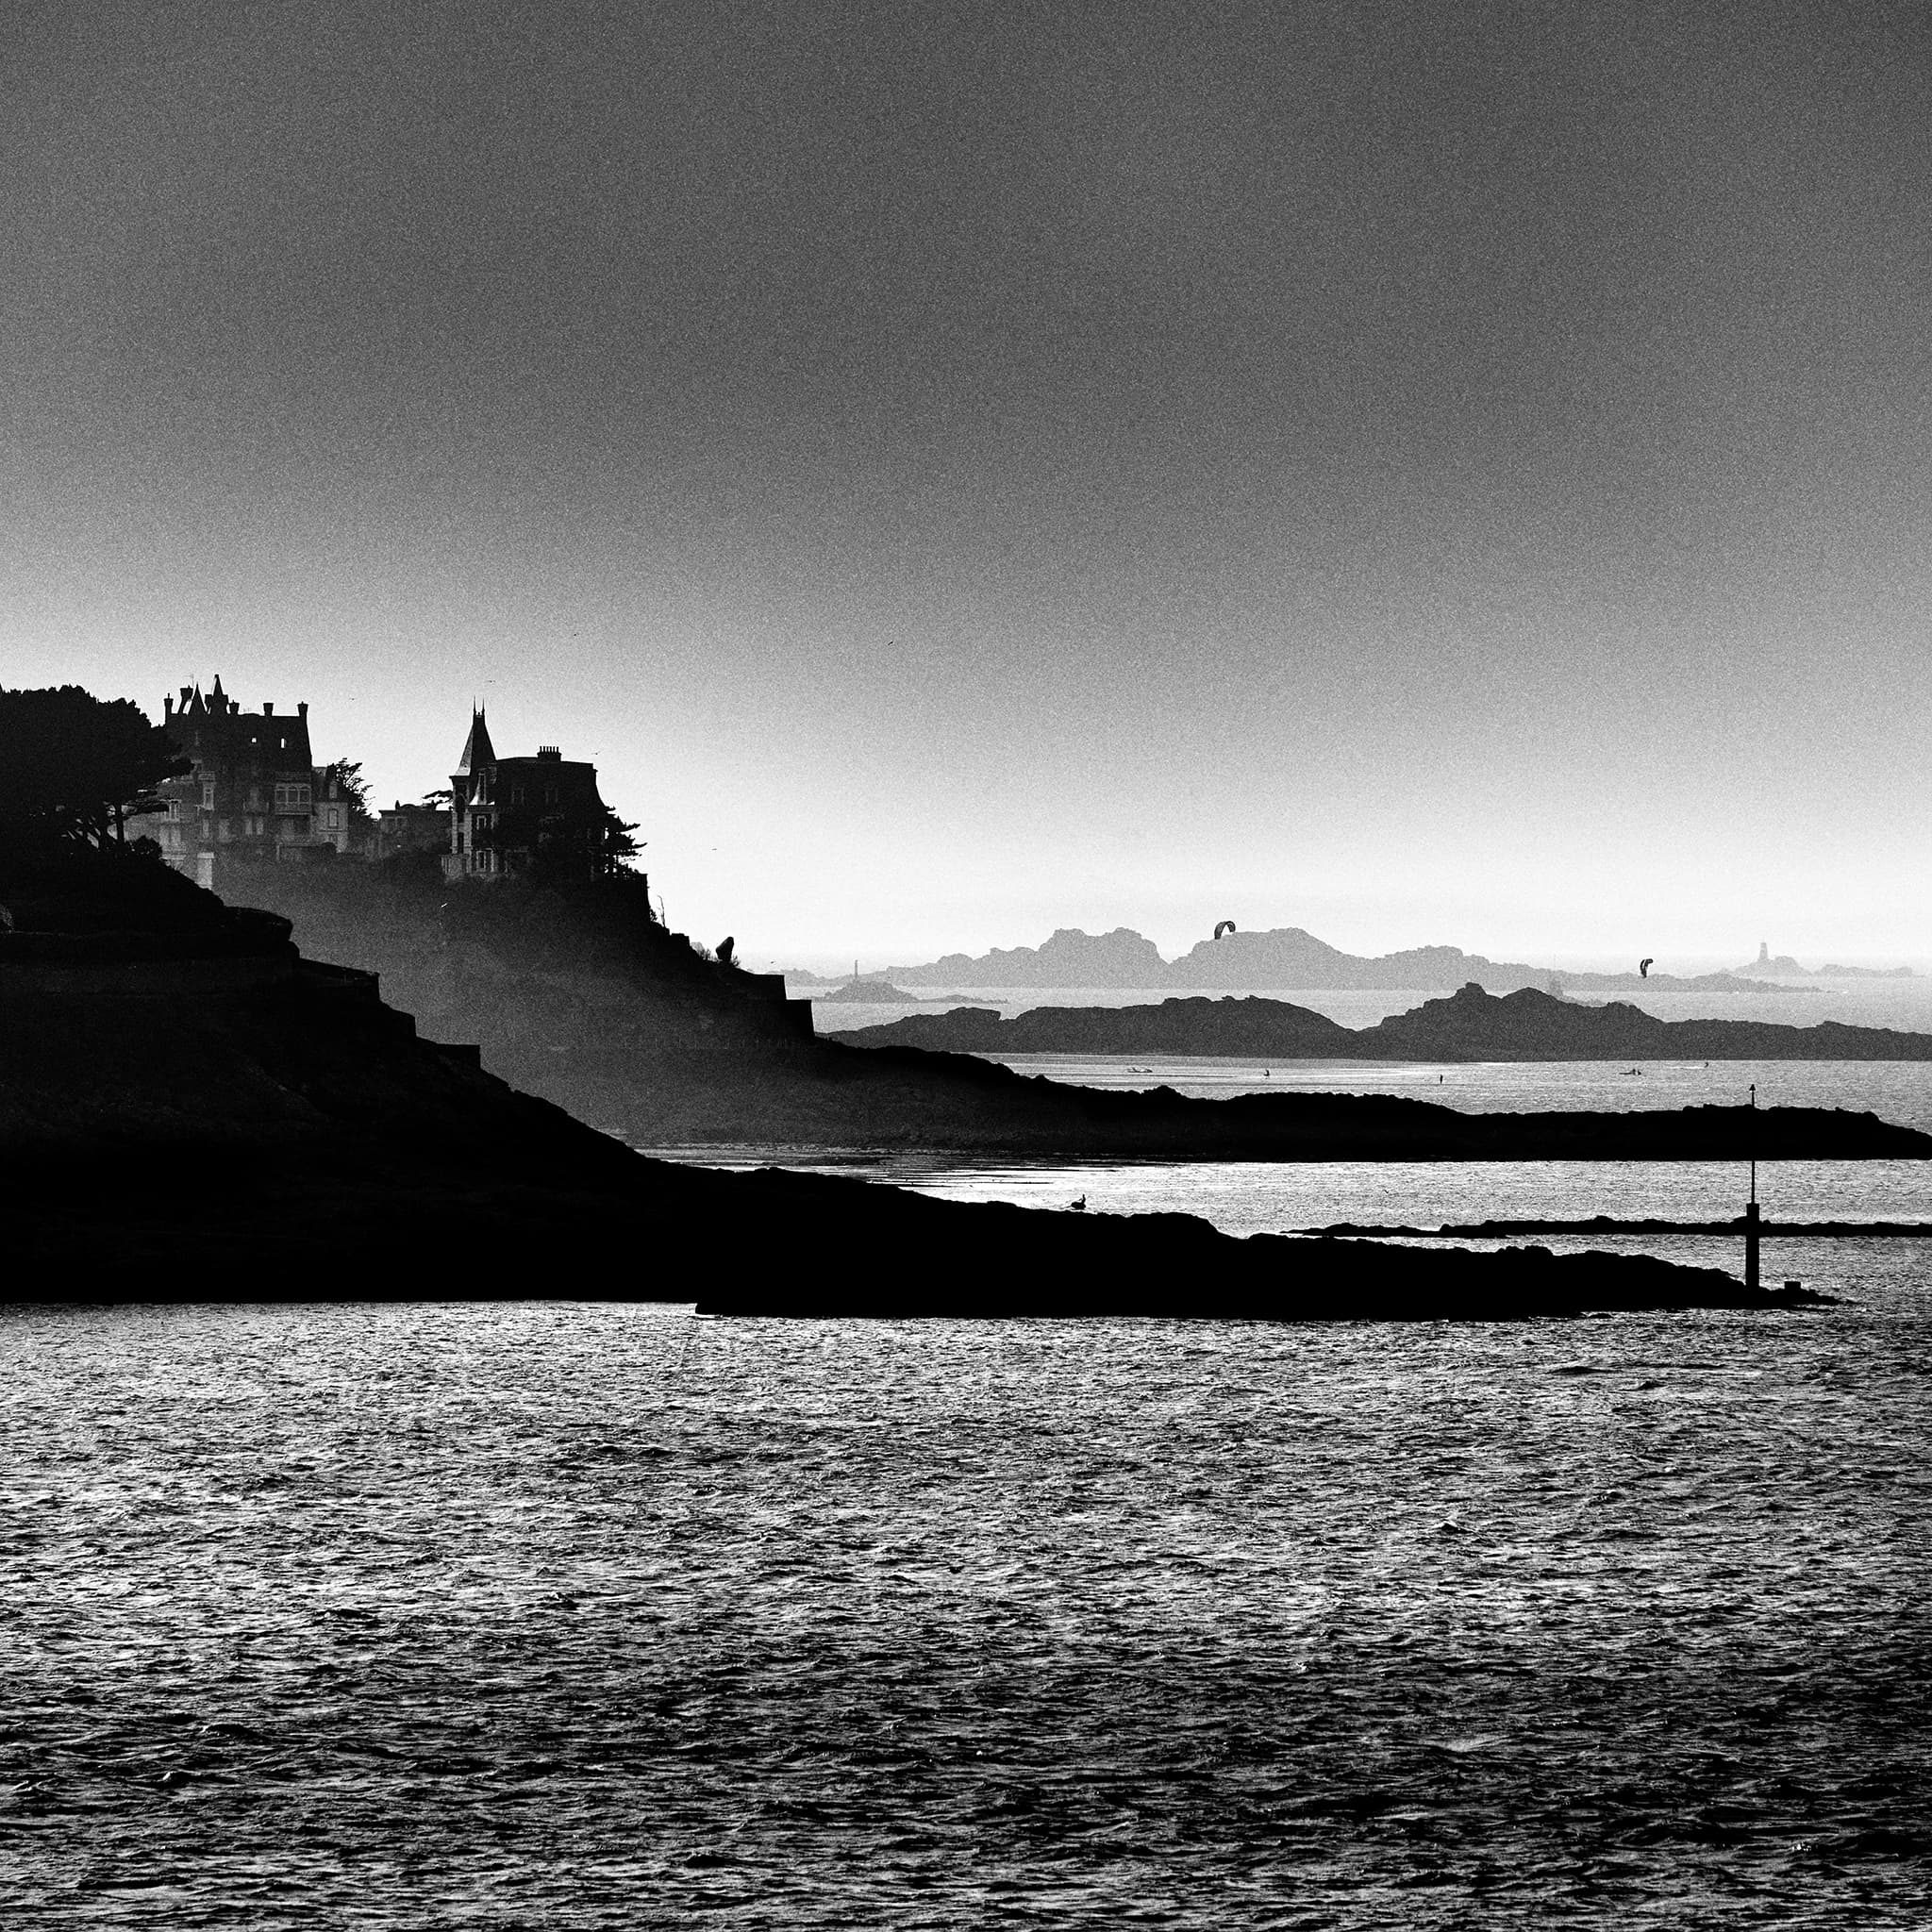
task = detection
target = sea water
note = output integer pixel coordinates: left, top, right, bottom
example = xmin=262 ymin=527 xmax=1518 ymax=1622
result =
xmin=6 ymin=1293 xmax=1930 ymax=1927
xmin=651 ymin=1058 xmax=1932 ymax=1243
xmin=8 ymin=1054 xmax=1932 ymax=1926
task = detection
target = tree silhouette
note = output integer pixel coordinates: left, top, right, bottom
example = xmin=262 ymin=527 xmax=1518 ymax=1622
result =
xmin=474 ymin=798 xmax=642 ymax=883
xmin=600 ymin=806 xmax=642 ymax=877
xmin=0 ymin=686 xmax=192 ymax=854
xmin=319 ymin=758 xmax=375 ymax=836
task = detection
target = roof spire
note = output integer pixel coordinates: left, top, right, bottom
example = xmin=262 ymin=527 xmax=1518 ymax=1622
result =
xmin=455 ymin=704 xmax=496 ymax=777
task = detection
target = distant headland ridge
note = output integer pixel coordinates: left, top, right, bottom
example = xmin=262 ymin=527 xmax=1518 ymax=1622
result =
xmin=855 ymin=925 xmax=1907 ymax=993
xmin=838 ymin=982 xmax=1932 ymax=1063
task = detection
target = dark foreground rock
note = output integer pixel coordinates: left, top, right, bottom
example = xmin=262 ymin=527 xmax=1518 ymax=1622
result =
xmin=0 ymin=851 xmax=1825 ymax=1317
xmin=838 ymin=981 xmax=1932 ymax=1062
xmin=695 ymin=1230 xmax=1831 ymax=1321
xmin=6 ymin=969 xmax=1807 ymax=1317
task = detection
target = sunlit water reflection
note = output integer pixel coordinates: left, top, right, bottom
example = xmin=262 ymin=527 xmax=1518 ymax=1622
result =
xmin=7 ymin=1287 xmax=1931 ymax=1927
xmin=12 ymin=1046 xmax=1932 ymax=1924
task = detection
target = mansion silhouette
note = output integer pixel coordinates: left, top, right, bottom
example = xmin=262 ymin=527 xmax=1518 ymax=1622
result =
xmin=149 ymin=679 xmax=622 ymax=891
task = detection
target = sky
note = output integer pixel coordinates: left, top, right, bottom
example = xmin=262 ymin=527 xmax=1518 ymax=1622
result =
xmin=4 ymin=1 xmax=1929 ymax=970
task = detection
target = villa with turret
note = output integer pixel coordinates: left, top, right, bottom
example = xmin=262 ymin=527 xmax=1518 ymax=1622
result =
xmin=150 ymin=681 xmax=632 ymax=894
xmin=443 ymin=707 xmax=618 ymax=883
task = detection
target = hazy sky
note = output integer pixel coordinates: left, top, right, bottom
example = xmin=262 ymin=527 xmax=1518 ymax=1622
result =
xmin=5 ymin=2 xmax=1929 ymax=966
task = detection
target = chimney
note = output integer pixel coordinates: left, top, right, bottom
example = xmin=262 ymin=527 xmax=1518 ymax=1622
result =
xmin=264 ymin=701 xmax=275 ymax=716
xmin=163 ymin=695 xmax=174 ymax=718
xmin=298 ymin=701 xmax=308 ymax=718
xmin=179 ymin=686 xmax=192 ymax=709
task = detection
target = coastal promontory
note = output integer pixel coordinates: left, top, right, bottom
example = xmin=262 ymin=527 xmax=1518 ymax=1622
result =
xmin=213 ymin=867 xmax=1931 ymax=1158
xmin=837 ymin=982 xmax=1932 ymax=1063
xmin=0 ymin=659 xmax=1892 ymax=1319
xmin=1 ymin=843 xmax=1822 ymax=1319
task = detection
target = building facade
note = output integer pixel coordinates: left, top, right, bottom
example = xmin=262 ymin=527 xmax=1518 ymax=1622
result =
xmin=308 ymin=767 xmax=363 ymax=856
xmin=375 ymin=801 xmax=451 ymax=864
xmin=153 ymin=678 xmax=328 ymax=888
xmin=443 ymin=708 xmax=614 ymax=883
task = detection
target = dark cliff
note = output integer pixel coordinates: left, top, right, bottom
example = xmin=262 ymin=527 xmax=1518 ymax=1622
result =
xmin=212 ymin=858 xmax=816 ymax=1062
xmin=0 ymin=849 xmax=1818 ymax=1317
xmin=192 ymin=866 xmax=1929 ymax=1158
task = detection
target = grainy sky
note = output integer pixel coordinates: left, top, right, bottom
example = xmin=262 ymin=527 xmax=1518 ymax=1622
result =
xmin=5 ymin=1 xmax=1929 ymax=966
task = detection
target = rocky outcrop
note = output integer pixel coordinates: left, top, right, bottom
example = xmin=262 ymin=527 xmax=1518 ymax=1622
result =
xmin=1365 ymin=983 xmax=1932 ymax=1059
xmin=815 ymin=975 xmax=917 ymax=1003
xmin=215 ymin=857 xmax=816 ymax=1062
xmin=830 ymin=998 xmax=1358 ymax=1057
xmin=697 ymin=1233 xmax=1827 ymax=1321
xmin=840 ymin=981 xmax=1932 ymax=1063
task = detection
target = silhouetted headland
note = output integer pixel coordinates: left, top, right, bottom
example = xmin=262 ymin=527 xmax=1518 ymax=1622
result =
xmin=839 ymin=982 xmax=1932 ymax=1063
xmin=0 ymin=841 xmax=1841 ymax=1316
xmin=207 ymin=865 xmax=1932 ymax=1158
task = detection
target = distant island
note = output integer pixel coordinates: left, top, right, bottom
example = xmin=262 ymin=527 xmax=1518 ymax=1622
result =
xmin=813 ymin=974 xmax=918 ymax=1004
xmin=875 ymin=924 xmax=1813 ymax=994
xmin=1736 ymin=941 xmax=1913 ymax=980
xmin=836 ymin=981 xmax=1932 ymax=1062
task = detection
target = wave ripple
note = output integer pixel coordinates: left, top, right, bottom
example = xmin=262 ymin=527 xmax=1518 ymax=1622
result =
xmin=4 ymin=1301 xmax=1929 ymax=1927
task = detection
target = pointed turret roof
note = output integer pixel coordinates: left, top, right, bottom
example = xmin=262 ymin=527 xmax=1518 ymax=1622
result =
xmin=455 ymin=707 xmax=496 ymax=777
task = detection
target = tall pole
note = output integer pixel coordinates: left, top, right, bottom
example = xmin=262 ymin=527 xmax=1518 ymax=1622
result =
xmin=1744 ymin=1082 xmax=1760 ymax=1291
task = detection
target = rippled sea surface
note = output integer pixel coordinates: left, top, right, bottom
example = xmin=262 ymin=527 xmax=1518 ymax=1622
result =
xmin=8 ymin=1292 xmax=1931 ymax=1927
